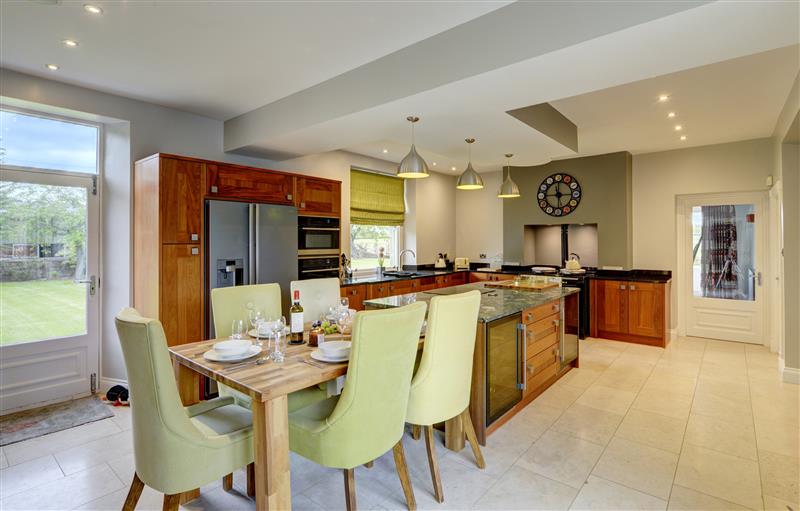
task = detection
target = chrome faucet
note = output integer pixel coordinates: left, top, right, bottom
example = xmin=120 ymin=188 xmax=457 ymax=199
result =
xmin=398 ymin=249 xmax=416 ymax=270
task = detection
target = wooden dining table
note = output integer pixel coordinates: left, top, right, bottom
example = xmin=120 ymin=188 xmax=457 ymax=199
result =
xmin=169 ymin=335 xmax=464 ymax=511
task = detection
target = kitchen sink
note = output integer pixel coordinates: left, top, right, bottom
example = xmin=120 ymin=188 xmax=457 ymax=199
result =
xmin=382 ymin=270 xmax=422 ymax=277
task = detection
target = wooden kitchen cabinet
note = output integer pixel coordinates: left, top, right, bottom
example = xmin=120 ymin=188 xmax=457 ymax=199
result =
xmin=367 ymin=282 xmax=390 ymax=299
xmin=160 ymin=158 xmax=203 ymax=244
xmin=160 ymin=244 xmax=204 ymax=345
xmin=207 ymin=163 xmax=294 ymax=204
xmin=296 ymin=177 xmax=341 ymax=217
xmin=449 ymin=272 xmax=467 ymax=285
xmin=470 ymin=272 xmax=514 ymax=283
xmin=341 ymin=284 xmax=367 ymax=311
xmin=591 ymin=279 xmax=671 ymax=347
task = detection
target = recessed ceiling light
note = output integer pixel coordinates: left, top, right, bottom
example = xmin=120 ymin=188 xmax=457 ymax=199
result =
xmin=432 ymin=162 xmax=437 ymax=166
xmin=658 ymin=94 xmax=669 ymax=102
xmin=674 ymin=125 xmax=683 ymax=131
xmin=667 ymin=112 xmax=676 ymax=118
xmin=83 ymin=4 xmax=103 ymax=14
xmin=381 ymin=148 xmax=388 ymax=154
xmin=62 ymin=39 xmax=79 ymax=48
xmin=451 ymin=166 xmax=457 ymax=171
xmin=680 ymin=135 xmax=687 ymax=141
xmin=45 ymin=63 xmax=59 ymax=71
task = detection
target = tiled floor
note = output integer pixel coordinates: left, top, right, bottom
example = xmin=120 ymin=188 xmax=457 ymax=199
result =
xmin=1 ymin=337 xmax=798 ymax=510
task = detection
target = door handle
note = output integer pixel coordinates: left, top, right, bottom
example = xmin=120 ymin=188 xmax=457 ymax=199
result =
xmin=757 ymin=271 xmax=762 ymax=286
xmin=619 ymin=284 xmax=626 ymax=290
xmin=630 ymin=284 xmax=636 ymax=291
xmin=75 ymin=275 xmax=97 ymax=296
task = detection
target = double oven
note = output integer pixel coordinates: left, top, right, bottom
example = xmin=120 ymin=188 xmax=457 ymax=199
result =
xmin=298 ymin=216 xmax=340 ymax=279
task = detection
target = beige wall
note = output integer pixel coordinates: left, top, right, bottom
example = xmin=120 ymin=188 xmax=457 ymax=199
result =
xmin=632 ymin=138 xmax=773 ymax=331
xmin=455 ymin=171 xmax=504 ymax=261
xmin=406 ymin=172 xmax=457 ymax=265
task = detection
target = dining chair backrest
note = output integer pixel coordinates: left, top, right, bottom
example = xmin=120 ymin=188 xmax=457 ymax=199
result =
xmin=406 ymin=290 xmax=482 ymax=425
xmin=290 ymin=278 xmax=341 ymax=323
xmin=211 ymin=283 xmax=281 ymax=337
xmin=321 ymin=302 xmax=426 ymax=467
xmin=115 ymin=308 xmax=210 ymax=491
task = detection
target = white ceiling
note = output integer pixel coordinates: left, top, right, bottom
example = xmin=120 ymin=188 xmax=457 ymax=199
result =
xmin=0 ymin=1 xmax=507 ymax=119
xmin=1 ymin=1 xmax=798 ymax=172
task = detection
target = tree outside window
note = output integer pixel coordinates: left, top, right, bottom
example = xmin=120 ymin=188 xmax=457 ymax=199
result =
xmin=350 ymin=224 xmax=400 ymax=270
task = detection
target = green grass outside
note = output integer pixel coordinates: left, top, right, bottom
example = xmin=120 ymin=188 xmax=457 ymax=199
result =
xmin=0 ymin=280 xmax=86 ymax=345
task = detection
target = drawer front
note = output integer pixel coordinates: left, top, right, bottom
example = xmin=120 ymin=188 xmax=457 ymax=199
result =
xmin=527 ymin=330 xmax=559 ymax=359
xmin=367 ymin=282 xmax=390 ymax=299
xmin=207 ymin=164 xmax=294 ymax=204
xmin=528 ymin=315 xmax=560 ymax=340
xmin=524 ymin=345 xmax=559 ymax=394
xmin=388 ymin=279 xmax=414 ymax=295
xmin=341 ymin=284 xmax=366 ymax=310
xmin=419 ymin=277 xmax=437 ymax=291
xmin=522 ymin=300 xmax=561 ymax=325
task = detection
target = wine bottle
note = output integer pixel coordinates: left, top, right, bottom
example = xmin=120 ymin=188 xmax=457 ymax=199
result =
xmin=289 ymin=290 xmax=304 ymax=344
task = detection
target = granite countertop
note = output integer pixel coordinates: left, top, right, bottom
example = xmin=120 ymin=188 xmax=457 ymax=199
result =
xmin=340 ymin=269 xmax=463 ymax=286
xmin=590 ymin=269 xmax=672 ymax=283
xmin=363 ymin=283 xmax=580 ymax=323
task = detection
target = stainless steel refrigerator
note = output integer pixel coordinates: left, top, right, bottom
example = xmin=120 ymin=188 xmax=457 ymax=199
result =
xmin=206 ymin=200 xmax=298 ymax=337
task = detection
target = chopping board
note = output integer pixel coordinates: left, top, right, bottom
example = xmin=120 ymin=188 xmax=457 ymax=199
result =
xmin=484 ymin=280 xmax=559 ymax=291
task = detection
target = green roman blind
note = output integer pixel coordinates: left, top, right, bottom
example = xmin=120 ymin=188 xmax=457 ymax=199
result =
xmin=350 ymin=169 xmax=405 ymax=226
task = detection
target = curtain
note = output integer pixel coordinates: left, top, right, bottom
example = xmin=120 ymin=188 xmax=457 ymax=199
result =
xmin=350 ymin=169 xmax=405 ymax=226
xmin=700 ymin=205 xmax=739 ymax=299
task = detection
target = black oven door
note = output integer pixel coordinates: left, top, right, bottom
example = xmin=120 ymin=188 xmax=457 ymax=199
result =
xmin=298 ymin=255 xmax=340 ymax=280
xmin=298 ymin=217 xmax=340 ymax=254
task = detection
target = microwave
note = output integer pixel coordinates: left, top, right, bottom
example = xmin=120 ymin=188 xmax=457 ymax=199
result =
xmin=298 ymin=216 xmax=340 ymax=256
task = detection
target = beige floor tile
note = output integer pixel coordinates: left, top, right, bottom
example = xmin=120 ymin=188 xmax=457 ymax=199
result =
xmin=54 ymin=430 xmax=134 ymax=475
xmin=570 ymin=475 xmax=667 ymax=510
xmin=684 ymin=414 xmax=758 ymax=461
xmin=615 ymin=409 xmax=687 ymax=454
xmin=754 ymin=418 xmax=800 ymax=457
xmin=0 ymin=454 xmax=64 ymax=498
xmin=450 ymin=415 xmax=538 ymax=477
xmin=533 ymin=383 xmax=586 ymax=410
xmin=515 ymin=401 xmax=566 ymax=431
xmin=632 ymin=388 xmax=693 ymax=420
xmin=473 ymin=465 xmax=578 ymax=510
xmin=749 ymin=379 xmax=800 ymax=403
xmin=592 ymin=437 xmax=679 ymax=500
xmin=555 ymin=367 xmax=603 ymax=390
xmin=516 ymin=429 xmax=604 ymax=489
xmin=667 ymin=484 xmax=752 ymax=510
xmin=695 ymin=376 xmax=750 ymax=402
xmin=75 ymin=484 xmax=167 ymax=511
xmin=699 ymin=362 xmax=747 ymax=383
xmin=0 ymin=463 xmax=124 ymax=510
xmin=762 ymin=494 xmax=799 ymax=511
xmin=110 ymin=406 xmax=133 ymax=431
xmin=642 ymin=374 xmax=697 ymax=397
xmin=759 ymin=451 xmax=799 ymax=506
xmin=551 ymin=403 xmax=624 ymax=446
xmin=704 ymin=340 xmax=745 ymax=353
xmin=407 ymin=454 xmax=498 ymax=511
xmin=674 ymin=443 xmax=762 ymax=510
xmin=0 ymin=448 xmax=7 ymax=470
xmin=594 ymin=366 xmax=650 ymax=392
xmin=691 ymin=392 xmax=753 ymax=426
xmin=2 ymin=419 xmax=122 ymax=466
xmin=751 ymin=396 xmax=799 ymax=427
xmin=575 ymin=385 xmax=636 ymax=415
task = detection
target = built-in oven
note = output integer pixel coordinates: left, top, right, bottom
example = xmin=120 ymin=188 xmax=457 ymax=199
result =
xmin=298 ymin=254 xmax=340 ymax=280
xmin=298 ymin=216 xmax=340 ymax=255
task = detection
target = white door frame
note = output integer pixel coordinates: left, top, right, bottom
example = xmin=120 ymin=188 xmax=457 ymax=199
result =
xmin=0 ymin=167 xmax=101 ymax=413
xmin=769 ymin=182 xmax=784 ymax=355
xmin=676 ymin=191 xmax=770 ymax=343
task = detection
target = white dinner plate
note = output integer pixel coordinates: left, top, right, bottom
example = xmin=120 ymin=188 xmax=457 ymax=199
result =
xmin=310 ymin=349 xmax=349 ymax=363
xmin=203 ymin=345 xmax=262 ymax=362
xmin=248 ymin=326 xmax=290 ymax=338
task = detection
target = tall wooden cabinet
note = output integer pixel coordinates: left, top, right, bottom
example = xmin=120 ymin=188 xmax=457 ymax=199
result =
xmin=134 ymin=153 xmax=341 ymax=346
xmin=590 ymin=279 xmax=671 ymax=347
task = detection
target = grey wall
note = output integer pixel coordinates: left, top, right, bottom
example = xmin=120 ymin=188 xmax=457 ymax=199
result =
xmin=503 ymin=151 xmax=632 ymax=268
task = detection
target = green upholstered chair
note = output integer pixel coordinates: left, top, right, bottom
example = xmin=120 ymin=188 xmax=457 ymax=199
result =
xmin=290 ymin=277 xmax=342 ymax=323
xmin=405 ymin=290 xmax=484 ymax=502
xmin=289 ymin=302 xmax=427 ymax=511
xmin=115 ymin=308 xmax=253 ymax=511
xmin=210 ymin=283 xmax=327 ymax=412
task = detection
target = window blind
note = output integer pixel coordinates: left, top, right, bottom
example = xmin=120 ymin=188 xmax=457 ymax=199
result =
xmin=350 ymin=169 xmax=405 ymax=226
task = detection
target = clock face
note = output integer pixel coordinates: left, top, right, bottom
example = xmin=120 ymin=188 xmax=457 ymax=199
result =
xmin=537 ymin=173 xmax=581 ymax=217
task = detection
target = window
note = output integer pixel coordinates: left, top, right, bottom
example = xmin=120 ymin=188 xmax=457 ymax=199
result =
xmin=349 ymin=168 xmax=405 ymax=271
xmin=0 ymin=110 xmax=99 ymax=174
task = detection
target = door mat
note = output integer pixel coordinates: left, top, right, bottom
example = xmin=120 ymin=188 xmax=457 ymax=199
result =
xmin=0 ymin=396 xmax=114 ymax=446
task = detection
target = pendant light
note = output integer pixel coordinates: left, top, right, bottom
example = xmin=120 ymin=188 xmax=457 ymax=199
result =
xmin=456 ymin=138 xmax=484 ymax=190
xmin=497 ymin=153 xmax=521 ymax=198
xmin=397 ymin=116 xmax=430 ymax=179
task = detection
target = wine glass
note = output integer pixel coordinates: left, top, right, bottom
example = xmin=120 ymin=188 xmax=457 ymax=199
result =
xmin=230 ymin=319 xmax=246 ymax=339
xmin=340 ymin=297 xmax=349 ymax=310
xmin=271 ymin=326 xmax=286 ymax=363
xmin=248 ymin=309 xmax=264 ymax=334
xmin=336 ymin=309 xmax=349 ymax=336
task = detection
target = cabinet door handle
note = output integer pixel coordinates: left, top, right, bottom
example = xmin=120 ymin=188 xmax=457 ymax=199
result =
xmin=526 ymin=313 xmax=533 ymax=322
xmin=190 ymin=233 xmax=199 ymax=241
xmin=527 ymin=362 xmax=534 ymax=375
xmin=619 ymin=284 xmax=627 ymax=290
xmin=300 ymin=202 xmax=306 ymax=208
xmin=630 ymin=284 xmax=636 ymax=291
xmin=210 ymin=185 xmax=218 ymax=193
xmin=190 ymin=247 xmax=199 ymax=255
xmin=287 ymin=194 xmax=293 ymax=200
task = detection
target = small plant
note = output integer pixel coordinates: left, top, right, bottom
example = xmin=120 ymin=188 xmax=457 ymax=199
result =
xmin=377 ymin=247 xmax=385 ymax=269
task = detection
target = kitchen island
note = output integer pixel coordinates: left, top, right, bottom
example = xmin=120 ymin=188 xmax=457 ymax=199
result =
xmin=364 ymin=283 xmax=580 ymax=447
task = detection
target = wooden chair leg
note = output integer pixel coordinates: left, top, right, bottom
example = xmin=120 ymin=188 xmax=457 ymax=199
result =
xmin=162 ymin=493 xmax=181 ymax=511
xmin=462 ymin=409 xmax=485 ymax=469
xmin=363 ymin=460 xmax=374 ymax=469
xmin=246 ymin=463 xmax=255 ymax=497
xmin=343 ymin=468 xmax=357 ymax=511
xmin=392 ymin=440 xmax=417 ymax=511
xmin=423 ymin=426 xmax=444 ymax=503
xmin=411 ymin=424 xmax=421 ymax=440
xmin=122 ymin=472 xmax=144 ymax=511
xmin=222 ymin=472 xmax=233 ymax=491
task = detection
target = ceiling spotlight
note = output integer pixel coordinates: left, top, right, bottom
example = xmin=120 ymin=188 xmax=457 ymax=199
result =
xmin=432 ymin=162 xmax=437 ymax=166
xmin=381 ymin=148 xmax=388 ymax=154
xmin=674 ymin=125 xmax=683 ymax=131
xmin=667 ymin=112 xmax=676 ymax=118
xmin=45 ymin=63 xmax=59 ymax=71
xmin=83 ymin=4 xmax=103 ymax=14
xmin=451 ymin=166 xmax=457 ymax=171
xmin=62 ymin=39 xmax=79 ymax=48
xmin=658 ymin=94 xmax=669 ymax=102
xmin=680 ymin=135 xmax=687 ymax=141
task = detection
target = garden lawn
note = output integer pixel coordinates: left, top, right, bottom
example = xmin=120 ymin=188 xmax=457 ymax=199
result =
xmin=0 ymin=280 xmax=86 ymax=345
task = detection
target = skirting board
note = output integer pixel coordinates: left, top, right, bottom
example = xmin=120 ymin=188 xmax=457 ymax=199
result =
xmin=669 ymin=329 xmax=678 ymax=341
xmin=782 ymin=366 xmax=800 ymax=385
xmin=100 ymin=377 xmax=128 ymax=394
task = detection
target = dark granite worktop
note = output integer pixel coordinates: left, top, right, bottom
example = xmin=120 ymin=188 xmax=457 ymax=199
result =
xmin=363 ymin=283 xmax=580 ymax=323
xmin=339 ymin=267 xmax=522 ymax=287
xmin=590 ymin=269 xmax=672 ymax=283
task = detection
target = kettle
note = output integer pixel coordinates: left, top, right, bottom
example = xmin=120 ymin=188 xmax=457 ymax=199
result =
xmin=565 ymin=253 xmax=581 ymax=270
xmin=434 ymin=253 xmax=447 ymax=269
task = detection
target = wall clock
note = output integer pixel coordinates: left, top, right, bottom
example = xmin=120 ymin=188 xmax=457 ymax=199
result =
xmin=537 ymin=173 xmax=582 ymax=217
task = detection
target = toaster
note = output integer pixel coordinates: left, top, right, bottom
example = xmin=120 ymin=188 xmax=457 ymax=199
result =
xmin=454 ymin=257 xmax=470 ymax=270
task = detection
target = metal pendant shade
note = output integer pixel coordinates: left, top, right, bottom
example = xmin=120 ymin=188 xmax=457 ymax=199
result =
xmin=456 ymin=138 xmax=484 ymax=190
xmin=397 ymin=116 xmax=429 ymax=179
xmin=497 ymin=153 xmax=520 ymax=198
